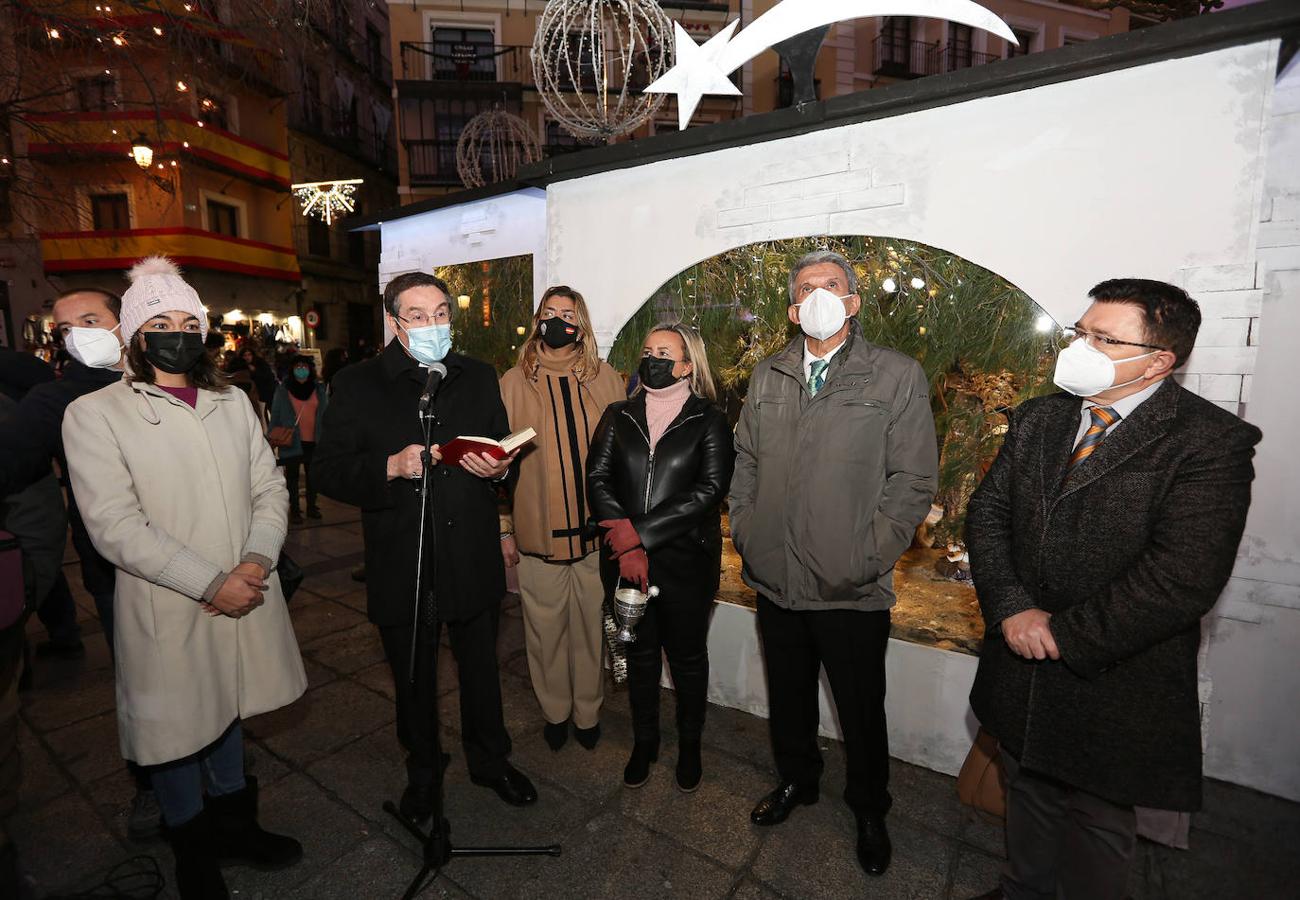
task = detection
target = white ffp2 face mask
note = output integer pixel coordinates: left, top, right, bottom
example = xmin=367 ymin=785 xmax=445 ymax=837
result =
xmin=64 ymin=323 xmax=123 ymax=369
xmin=796 ymin=288 xmax=849 ymax=341
xmin=1052 ymin=338 xmax=1156 ymax=397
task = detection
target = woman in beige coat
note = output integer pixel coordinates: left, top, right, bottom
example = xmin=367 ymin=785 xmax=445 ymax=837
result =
xmin=63 ymin=258 xmax=307 ymax=900
xmin=500 ymin=286 xmax=624 ymax=751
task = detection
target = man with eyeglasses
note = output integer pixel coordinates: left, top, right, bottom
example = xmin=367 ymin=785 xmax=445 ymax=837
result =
xmin=315 ymin=272 xmax=538 ymax=824
xmin=965 ymin=279 xmax=1261 ymax=900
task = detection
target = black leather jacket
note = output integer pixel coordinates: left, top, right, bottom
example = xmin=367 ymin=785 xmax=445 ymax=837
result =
xmin=587 ymin=391 xmax=734 ymax=583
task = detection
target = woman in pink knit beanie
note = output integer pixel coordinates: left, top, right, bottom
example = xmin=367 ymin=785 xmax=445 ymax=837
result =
xmin=62 ymin=257 xmax=307 ymax=899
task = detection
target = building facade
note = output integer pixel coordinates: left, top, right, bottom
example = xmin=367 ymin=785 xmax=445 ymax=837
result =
xmin=285 ymin=0 xmax=398 ymax=357
xmin=0 ymin=1 xmax=398 ymax=356
xmin=1 ymin=3 xmax=301 ymax=355
xmin=387 ymin=0 xmax=1142 ymax=203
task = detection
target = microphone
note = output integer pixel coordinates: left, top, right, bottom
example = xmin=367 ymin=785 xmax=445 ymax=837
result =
xmin=418 ymin=361 xmax=447 ymax=415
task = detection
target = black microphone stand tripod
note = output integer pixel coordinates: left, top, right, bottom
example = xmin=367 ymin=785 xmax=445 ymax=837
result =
xmin=384 ymin=369 xmax=560 ymax=899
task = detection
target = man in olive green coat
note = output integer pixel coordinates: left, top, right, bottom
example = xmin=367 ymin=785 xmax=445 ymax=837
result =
xmin=730 ymin=250 xmax=938 ymax=878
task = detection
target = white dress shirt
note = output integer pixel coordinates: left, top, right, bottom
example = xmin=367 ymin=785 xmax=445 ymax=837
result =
xmin=802 ymin=338 xmax=846 ymax=383
xmin=1073 ymin=380 xmax=1164 ymax=448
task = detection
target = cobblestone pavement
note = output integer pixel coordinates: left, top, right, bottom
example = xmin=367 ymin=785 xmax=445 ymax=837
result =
xmin=12 ymin=498 xmax=1299 ymax=898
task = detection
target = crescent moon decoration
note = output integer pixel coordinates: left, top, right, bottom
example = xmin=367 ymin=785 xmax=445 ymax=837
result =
xmin=645 ymin=0 xmax=1019 ymax=130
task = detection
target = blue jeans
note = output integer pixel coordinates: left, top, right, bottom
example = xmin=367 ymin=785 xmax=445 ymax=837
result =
xmin=149 ymin=720 xmax=246 ymax=827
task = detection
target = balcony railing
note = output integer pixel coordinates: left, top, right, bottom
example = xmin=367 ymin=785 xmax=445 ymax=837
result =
xmin=935 ymin=47 xmax=1001 ymax=73
xmin=871 ymin=37 xmax=1003 ymax=79
xmin=401 ymin=42 xmax=533 ymax=85
xmin=26 ymin=111 xmax=291 ymax=189
xmin=40 ymin=227 xmax=300 ymax=281
xmin=290 ymin=101 xmax=398 ymax=173
xmin=872 ymin=36 xmax=939 ymax=79
xmin=398 ymin=42 xmax=664 ymax=94
xmin=403 ymin=139 xmax=462 ymax=186
xmin=404 ymin=138 xmax=598 ymax=187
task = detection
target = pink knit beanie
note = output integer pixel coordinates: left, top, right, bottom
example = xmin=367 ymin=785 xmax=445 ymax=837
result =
xmin=119 ymin=256 xmax=209 ymax=343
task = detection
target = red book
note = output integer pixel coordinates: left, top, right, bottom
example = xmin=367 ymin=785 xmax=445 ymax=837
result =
xmin=439 ymin=427 xmax=536 ymax=467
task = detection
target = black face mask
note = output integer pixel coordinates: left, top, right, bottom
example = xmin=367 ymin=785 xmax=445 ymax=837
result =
xmin=142 ymin=331 xmax=206 ymax=374
xmin=638 ymin=356 xmax=681 ymax=390
xmin=539 ymin=318 xmax=579 ymax=349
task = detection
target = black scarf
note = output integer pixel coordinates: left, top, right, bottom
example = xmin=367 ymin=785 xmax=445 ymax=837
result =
xmin=287 ymin=374 xmax=316 ymax=401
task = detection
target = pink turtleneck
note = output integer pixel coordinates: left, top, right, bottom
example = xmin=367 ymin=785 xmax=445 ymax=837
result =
xmin=644 ymin=377 xmax=692 ymax=451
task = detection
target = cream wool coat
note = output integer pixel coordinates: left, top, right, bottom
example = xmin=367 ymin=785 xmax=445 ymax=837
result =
xmin=63 ymin=380 xmax=306 ymax=765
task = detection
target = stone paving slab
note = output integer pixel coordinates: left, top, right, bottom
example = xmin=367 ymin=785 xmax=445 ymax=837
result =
xmin=10 ymin=498 xmax=1300 ymax=900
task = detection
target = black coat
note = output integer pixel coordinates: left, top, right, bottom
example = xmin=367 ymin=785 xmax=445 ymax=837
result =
xmin=314 ymin=342 xmax=508 ymax=626
xmin=966 ymin=379 xmax=1261 ymax=810
xmin=587 ymin=392 xmax=734 ymax=601
xmin=0 ymin=360 xmax=121 ymax=497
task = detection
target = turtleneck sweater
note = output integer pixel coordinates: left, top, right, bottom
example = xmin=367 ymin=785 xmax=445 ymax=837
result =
xmin=644 ymin=377 xmax=692 ymax=452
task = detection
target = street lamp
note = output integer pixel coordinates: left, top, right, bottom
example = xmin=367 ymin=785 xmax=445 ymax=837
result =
xmin=131 ymin=134 xmax=153 ymax=170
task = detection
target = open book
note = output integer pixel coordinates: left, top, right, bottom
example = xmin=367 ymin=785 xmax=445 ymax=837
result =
xmin=439 ymin=427 xmax=536 ymax=467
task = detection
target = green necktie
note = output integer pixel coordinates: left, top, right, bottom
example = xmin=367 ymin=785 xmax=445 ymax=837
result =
xmin=808 ymin=359 xmax=829 ymax=396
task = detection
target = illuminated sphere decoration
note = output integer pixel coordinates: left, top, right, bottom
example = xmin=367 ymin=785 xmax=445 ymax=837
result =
xmin=455 ymin=109 xmax=543 ymax=188
xmin=530 ymin=0 xmax=674 ymax=141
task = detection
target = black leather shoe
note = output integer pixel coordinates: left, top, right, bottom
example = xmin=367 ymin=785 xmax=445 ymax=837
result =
xmin=574 ymin=722 xmax=600 ymax=750
xmin=623 ymin=740 xmax=659 ymax=788
xmin=750 ymin=782 xmax=818 ymax=826
xmin=543 ymin=721 xmax=568 ymax=751
xmin=470 ymin=765 xmax=537 ymax=806
xmin=855 ymin=814 xmax=892 ymax=877
xmin=399 ymin=783 xmax=433 ymax=825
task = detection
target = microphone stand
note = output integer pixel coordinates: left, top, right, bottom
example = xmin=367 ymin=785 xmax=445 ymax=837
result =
xmin=385 ymin=372 xmax=560 ymax=899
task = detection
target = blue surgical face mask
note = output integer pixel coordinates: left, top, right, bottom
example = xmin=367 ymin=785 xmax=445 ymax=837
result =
xmin=402 ymin=322 xmax=452 ymax=366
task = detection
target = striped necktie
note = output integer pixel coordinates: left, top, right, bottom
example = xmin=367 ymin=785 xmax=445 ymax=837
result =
xmin=808 ymin=359 xmax=829 ymax=396
xmin=1069 ymin=405 xmax=1119 ymax=472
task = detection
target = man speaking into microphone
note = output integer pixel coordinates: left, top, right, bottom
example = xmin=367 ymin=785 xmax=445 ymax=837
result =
xmin=315 ymin=272 xmax=537 ymax=821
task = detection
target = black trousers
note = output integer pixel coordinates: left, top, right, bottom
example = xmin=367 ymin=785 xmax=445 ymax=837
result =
xmin=283 ymin=441 xmax=317 ymax=511
xmin=627 ymin=589 xmax=714 ymax=743
xmin=378 ymin=601 xmax=512 ymax=786
xmin=1000 ymin=751 xmax=1137 ymax=900
xmin=756 ymin=595 xmax=892 ymax=816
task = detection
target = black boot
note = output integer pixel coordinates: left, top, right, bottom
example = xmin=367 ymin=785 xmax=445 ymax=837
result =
xmin=676 ymin=738 xmax=702 ymax=793
xmin=207 ymin=777 xmax=303 ymax=870
xmin=623 ymin=739 xmax=659 ymax=788
xmin=166 ymin=810 xmax=229 ymax=900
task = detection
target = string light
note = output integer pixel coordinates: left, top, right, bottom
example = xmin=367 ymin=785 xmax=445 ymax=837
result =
xmin=881 ymin=277 xmax=897 ymax=293
xmin=153 ymin=26 xmax=164 ymax=36
xmin=910 ymin=277 xmax=926 ymax=290
xmin=176 ymin=81 xmax=189 ymax=92
xmin=111 ymin=34 xmax=126 ymax=46
xmin=47 ymin=27 xmax=60 ymax=39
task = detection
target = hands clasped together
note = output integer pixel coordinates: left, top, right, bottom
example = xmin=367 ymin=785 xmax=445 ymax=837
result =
xmin=203 ymin=562 xmax=268 ymax=619
xmin=598 ymin=518 xmax=648 ymax=592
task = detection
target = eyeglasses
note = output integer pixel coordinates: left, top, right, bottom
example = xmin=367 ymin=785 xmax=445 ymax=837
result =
xmin=1061 ymin=327 xmax=1165 ymax=352
xmin=395 ymin=308 xmax=450 ymax=327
